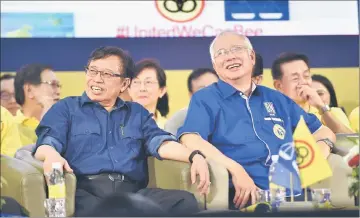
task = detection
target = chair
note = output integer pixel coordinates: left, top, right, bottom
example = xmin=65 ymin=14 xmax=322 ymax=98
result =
xmin=1 ymin=154 xmax=46 ymax=216
xmin=147 ymin=157 xmax=229 ymax=210
xmin=14 ymin=145 xmax=77 ymax=217
xmin=15 ymin=145 xmax=229 ymax=213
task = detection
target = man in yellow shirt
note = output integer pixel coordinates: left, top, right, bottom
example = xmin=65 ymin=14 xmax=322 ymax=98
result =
xmin=1 ymin=106 xmax=22 ymax=157
xmin=0 ymin=74 xmax=20 ymax=116
xmin=349 ymin=106 xmax=359 ymax=133
xmin=271 ymin=53 xmax=353 ymax=134
xmin=14 ymin=64 xmax=61 ymax=145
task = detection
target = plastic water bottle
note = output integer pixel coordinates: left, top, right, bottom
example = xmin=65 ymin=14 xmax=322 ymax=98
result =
xmin=44 ymin=162 xmax=66 ymax=217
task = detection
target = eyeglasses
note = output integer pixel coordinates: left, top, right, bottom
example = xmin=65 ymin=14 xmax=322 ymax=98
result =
xmin=131 ymin=80 xmax=158 ymax=88
xmin=85 ymin=66 xmax=125 ymax=79
xmin=41 ymin=80 xmax=62 ymax=89
xmin=0 ymin=91 xmax=15 ymax=101
xmin=214 ymin=45 xmax=249 ymax=59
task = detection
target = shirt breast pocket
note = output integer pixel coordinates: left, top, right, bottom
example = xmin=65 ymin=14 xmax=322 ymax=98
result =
xmin=70 ymin=120 xmax=101 ymax=153
xmin=120 ymin=129 xmax=144 ymax=158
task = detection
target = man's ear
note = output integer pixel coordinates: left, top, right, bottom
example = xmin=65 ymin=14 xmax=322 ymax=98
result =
xmin=120 ymin=78 xmax=130 ymax=93
xmin=273 ymin=79 xmax=282 ymax=91
xmin=23 ymin=83 xmax=34 ymax=99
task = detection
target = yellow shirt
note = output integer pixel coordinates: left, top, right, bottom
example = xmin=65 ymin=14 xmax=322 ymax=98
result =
xmin=349 ymin=106 xmax=359 ymax=133
xmin=1 ymin=106 xmax=22 ymax=157
xmin=308 ymin=106 xmax=352 ymax=129
xmin=14 ymin=110 xmax=39 ymax=145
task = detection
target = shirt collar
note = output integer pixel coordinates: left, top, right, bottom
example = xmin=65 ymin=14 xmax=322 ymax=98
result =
xmin=217 ymin=79 xmax=259 ymax=99
xmin=80 ymin=91 xmax=127 ymax=110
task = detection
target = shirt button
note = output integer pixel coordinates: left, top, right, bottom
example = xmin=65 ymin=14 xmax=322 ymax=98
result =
xmin=85 ymin=129 xmax=89 ymax=134
xmin=114 ymin=160 xmax=118 ymax=163
xmin=109 ymin=131 xmax=112 ymax=134
xmin=110 ymin=146 xmax=113 ymax=149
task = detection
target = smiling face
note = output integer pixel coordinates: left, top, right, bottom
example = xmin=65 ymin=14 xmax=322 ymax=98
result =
xmin=274 ymin=60 xmax=312 ymax=104
xmin=128 ymin=67 xmax=166 ymax=110
xmin=0 ymin=78 xmax=20 ymax=115
xmin=211 ymin=33 xmax=255 ymax=83
xmin=85 ymin=55 xmax=129 ymax=106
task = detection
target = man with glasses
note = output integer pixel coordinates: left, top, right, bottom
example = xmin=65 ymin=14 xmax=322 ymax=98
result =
xmin=14 ymin=63 xmax=61 ymax=145
xmin=32 ymin=46 xmax=210 ymax=216
xmin=0 ymin=74 xmax=20 ymax=116
xmin=177 ymin=31 xmax=335 ymax=209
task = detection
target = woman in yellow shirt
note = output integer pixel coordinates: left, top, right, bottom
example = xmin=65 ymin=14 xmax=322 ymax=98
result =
xmin=311 ymin=74 xmax=353 ymax=133
xmin=1 ymin=106 xmax=22 ymax=157
xmin=128 ymin=59 xmax=169 ymax=129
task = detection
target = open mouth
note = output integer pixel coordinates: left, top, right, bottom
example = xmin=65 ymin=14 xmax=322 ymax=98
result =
xmin=226 ymin=63 xmax=242 ymax=70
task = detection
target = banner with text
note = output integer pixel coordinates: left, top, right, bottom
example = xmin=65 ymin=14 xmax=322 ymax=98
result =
xmin=1 ymin=1 xmax=358 ymax=38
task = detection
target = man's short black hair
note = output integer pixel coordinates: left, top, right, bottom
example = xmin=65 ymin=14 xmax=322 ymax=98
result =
xmin=252 ymin=53 xmax=263 ymax=77
xmin=271 ymin=53 xmax=310 ymax=80
xmin=14 ymin=63 xmax=52 ymax=106
xmin=0 ymin=74 xmax=15 ymax=82
xmin=187 ymin=68 xmax=218 ymax=93
xmin=87 ymin=46 xmax=135 ymax=79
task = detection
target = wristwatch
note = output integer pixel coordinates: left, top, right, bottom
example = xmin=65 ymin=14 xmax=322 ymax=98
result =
xmin=189 ymin=150 xmax=206 ymax=163
xmin=319 ymin=104 xmax=331 ymax=115
xmin=317 ymin=138 xmax=334 ymax=152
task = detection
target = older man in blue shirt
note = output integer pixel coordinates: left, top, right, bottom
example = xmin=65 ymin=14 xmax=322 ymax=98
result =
xmin=33 ymin=46 xmax=210 ymax=216
xmin=178 ymin=31 xmax=336 ymax=209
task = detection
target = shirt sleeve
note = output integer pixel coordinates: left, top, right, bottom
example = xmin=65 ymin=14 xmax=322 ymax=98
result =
xmin=1 ymin=108 xmax=23 ymax=157
xmin=32 ymin=100 xmax=70 ymax=155
xmin=176 ymin=94 xmax=215 ymax=141
xmin=287 ymin=98 xmax=322 ymax=134
xmin=141 ymin=106 xmax=176 ymax=160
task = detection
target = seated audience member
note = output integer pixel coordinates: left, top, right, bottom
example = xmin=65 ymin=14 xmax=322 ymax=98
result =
xmin=252 ymin=53 xmax=264 ymax=85
xmin=0 ymin=74 xmax=20 ymax=116
xmin=33 ymin=46 xmax=210 ymax=216
xmin=14 ymin=64 xmax=61 ymax=145
xmin=164 ymin=68 xmax=218 ymax=135
xmin=1 ymin=106 xmax=22 ymax=157
xmin=128 ymin=59 xmax=169 ymax=128
xmin=349 ymin=106 xmax=359 ymax=133
xmin=311 ymin=74 xmax=352 ymax=128
xmin=177 ymin=31 xmax=335 ymax=210
xmin=271 ymin=53 xmax=353 ymax=134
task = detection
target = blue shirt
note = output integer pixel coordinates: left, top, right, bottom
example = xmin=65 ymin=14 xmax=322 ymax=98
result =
xmin=33 ymin=92 xmax=176 ymax=183
xmin=177 ymin=80 xmax=322 ymax=190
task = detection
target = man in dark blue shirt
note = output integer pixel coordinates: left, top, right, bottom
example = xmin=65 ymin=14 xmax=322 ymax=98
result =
xmin=33 ymin=46 xmax=210 ymax=216
xmin=178 ymin=31 xmax=336 ymax=210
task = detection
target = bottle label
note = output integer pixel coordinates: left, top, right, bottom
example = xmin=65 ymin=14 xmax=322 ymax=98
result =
xmin=48 ymin=184 xmax=66 ymax=198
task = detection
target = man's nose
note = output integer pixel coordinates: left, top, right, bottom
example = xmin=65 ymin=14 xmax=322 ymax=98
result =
xmin=94 ymin=72 xmax=104 ymax=82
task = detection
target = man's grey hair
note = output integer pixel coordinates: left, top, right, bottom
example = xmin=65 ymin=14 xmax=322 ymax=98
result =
xmin=209 ymin=30 xmax=253 ymax=62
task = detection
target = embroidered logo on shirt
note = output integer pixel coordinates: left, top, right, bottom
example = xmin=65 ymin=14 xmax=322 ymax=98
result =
xmin=273 ymin=124 xmax=286 ymax=140
xmin=264 ymin=102 xmax=276 ymax=116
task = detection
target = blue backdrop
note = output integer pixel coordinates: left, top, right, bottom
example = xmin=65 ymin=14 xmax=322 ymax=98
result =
xmin=1 ymin=35 xmax=358 ymax=71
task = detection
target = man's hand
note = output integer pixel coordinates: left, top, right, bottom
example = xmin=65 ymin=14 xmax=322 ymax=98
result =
xmin=230 ymin=165 xmax=259 ymax=209
xmin=296 ymin=84 xmax=325 ymax=109
xmin=43 ymin=152 xmax=73 ymax=175
xmin=190 ymin=154 xmax=211 ymax=196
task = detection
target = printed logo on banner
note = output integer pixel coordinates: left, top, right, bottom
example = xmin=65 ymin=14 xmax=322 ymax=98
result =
xmin=155 ymin=0 xmax=205 ymax=23
xmin=224 ymin=0 xmax=289 ymax=21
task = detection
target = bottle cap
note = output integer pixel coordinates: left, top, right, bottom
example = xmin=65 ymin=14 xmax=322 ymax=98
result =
xmin=52 ymin=162 xmax=62 ymax=169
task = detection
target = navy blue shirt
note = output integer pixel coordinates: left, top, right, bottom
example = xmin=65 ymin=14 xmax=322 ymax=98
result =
xmin=177 ymin=80 xmax=322 ymax=190
xmin=33 ymin=92 xmax=176 ymax=182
